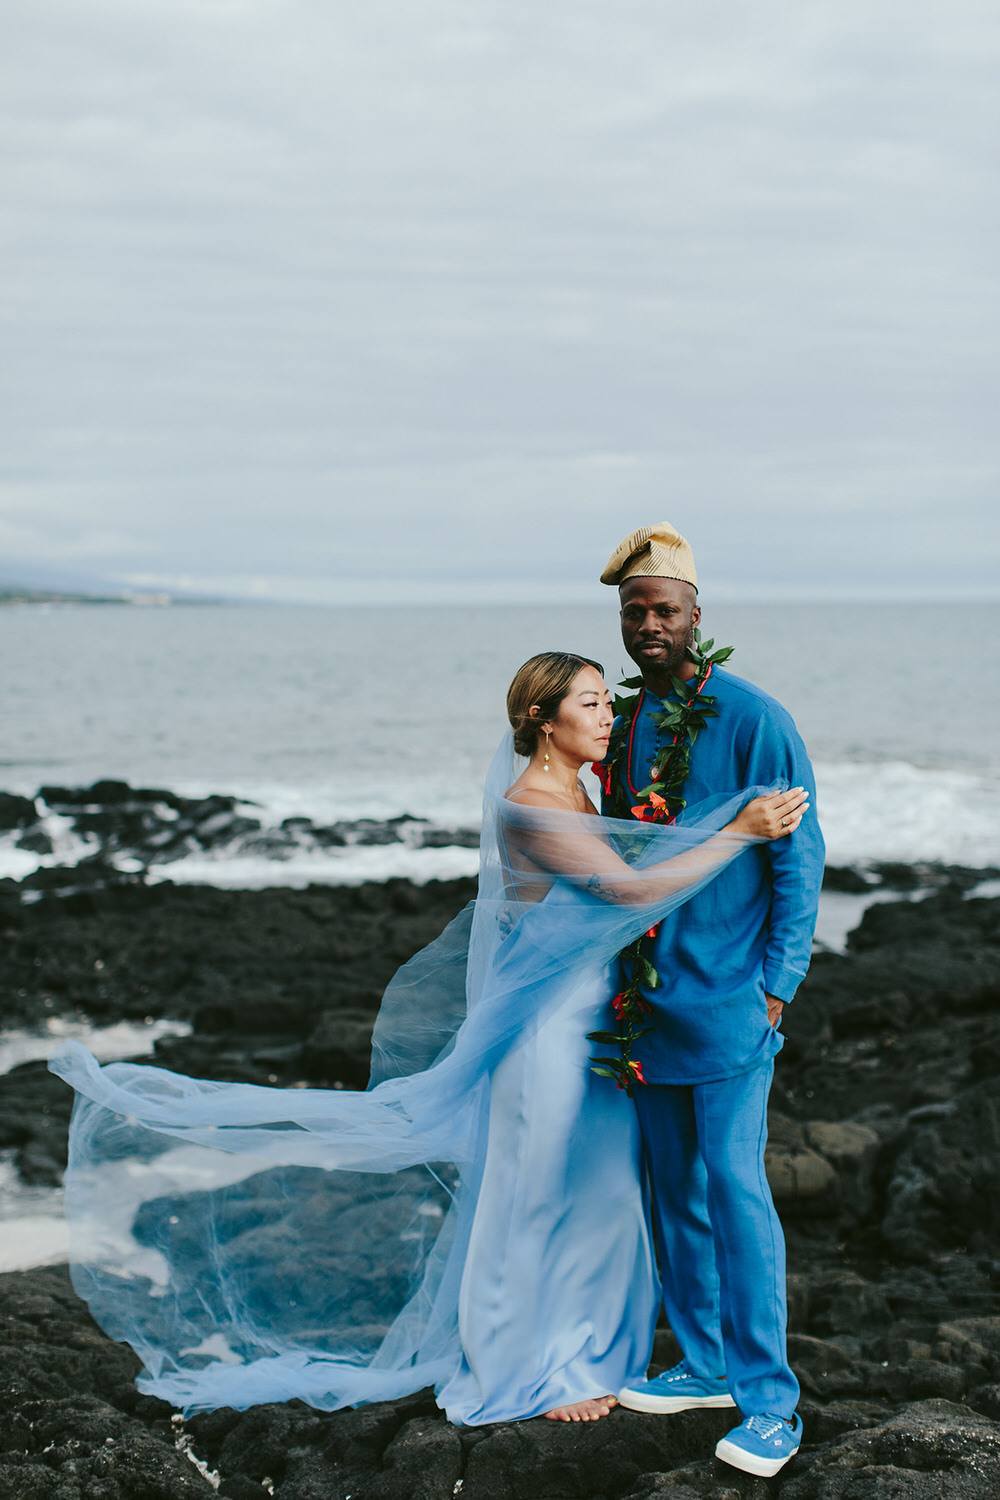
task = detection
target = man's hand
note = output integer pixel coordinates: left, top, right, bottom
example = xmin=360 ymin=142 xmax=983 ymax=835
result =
xmin=766 ymin=994 xmax=784 ymax=1028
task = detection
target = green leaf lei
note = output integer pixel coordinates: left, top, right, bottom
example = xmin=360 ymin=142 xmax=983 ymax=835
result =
xmin=586 ymin=628 xmax=734 ymax=1095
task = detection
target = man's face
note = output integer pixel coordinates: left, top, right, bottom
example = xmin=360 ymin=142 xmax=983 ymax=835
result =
xmin=619 ymin=576 xmax=701 ymax=678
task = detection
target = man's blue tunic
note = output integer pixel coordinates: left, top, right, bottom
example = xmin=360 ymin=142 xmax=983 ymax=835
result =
xmin=604 ymin=662 xmax=822 ymax=1419
xmin=621 ymin=666 xmax=825 ymax=1083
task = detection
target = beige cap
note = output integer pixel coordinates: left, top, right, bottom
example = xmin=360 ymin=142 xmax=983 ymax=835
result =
xmin=599 ymin=521 xmax=698 ymax=590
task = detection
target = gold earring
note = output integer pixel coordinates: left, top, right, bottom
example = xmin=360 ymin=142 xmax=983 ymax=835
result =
xmin=543 ymin=731 xmax=551 ymax=772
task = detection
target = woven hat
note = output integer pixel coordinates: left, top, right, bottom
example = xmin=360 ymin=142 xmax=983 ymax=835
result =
xmin=599 ymin=521 xmax=698 ymax=590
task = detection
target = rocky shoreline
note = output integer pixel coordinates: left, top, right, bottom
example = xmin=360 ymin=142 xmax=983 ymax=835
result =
xmin=0 ymin=779 xmax=480 ymax=880
xmin=1 ymin=798 xmax=999 ymax=1497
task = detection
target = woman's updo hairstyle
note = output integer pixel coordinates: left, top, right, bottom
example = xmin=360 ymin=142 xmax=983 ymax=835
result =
xmin=506 ymin=652 xmax=604 ymax=758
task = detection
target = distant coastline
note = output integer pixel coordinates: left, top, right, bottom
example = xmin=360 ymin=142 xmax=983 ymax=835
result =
xmin=0 ymin=586 xmax=230 ymax=607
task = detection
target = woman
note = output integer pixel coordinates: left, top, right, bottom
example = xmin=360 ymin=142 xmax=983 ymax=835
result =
xmin=48 ymin=652 xmax=807 ymax=1426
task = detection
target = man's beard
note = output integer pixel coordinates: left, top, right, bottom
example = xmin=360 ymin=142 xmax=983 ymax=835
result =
xmin=634 ymin=625 xmax=695 ymax=676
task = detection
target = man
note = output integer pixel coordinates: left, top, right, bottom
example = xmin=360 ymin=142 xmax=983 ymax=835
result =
xmin=600 ymin=521 xmax=824 ymax=1479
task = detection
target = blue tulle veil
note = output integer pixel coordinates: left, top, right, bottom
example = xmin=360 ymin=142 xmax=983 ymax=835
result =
xmin=48 ymin=732 xmax=762 ymax=1416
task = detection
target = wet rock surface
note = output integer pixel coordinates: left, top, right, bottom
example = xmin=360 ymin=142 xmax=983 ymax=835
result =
xmin=0 ymin=777 xmax=480 ymax=881
xmin=0 ymin=860 xmax=998 ymax=1496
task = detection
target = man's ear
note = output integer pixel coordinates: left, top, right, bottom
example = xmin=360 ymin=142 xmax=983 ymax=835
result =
xmin=692 ymin=602 xmax=702 ymax=628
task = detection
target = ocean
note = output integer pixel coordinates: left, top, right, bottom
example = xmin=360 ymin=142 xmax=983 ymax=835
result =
xmin=2 ymin=600 xmax=999 ymax=884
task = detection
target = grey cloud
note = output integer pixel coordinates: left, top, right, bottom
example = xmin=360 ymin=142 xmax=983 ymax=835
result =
xmin=1 ymin=0 xmax=998 ymax=599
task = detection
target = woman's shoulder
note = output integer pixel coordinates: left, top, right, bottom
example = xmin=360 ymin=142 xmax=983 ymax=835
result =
xmin=504 ymin=784 xmax=563 ymax=808
xmin=504 ymin=782 xmax=599 ymax=815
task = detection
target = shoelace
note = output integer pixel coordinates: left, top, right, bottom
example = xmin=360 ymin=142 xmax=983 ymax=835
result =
xmin=657 ymin=1360 xmax=728 ymax=1385
xmin=745 ymin=1414 xmax=786 ymax=1440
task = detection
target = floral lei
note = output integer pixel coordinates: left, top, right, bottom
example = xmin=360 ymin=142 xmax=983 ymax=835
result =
xmin=586 ymin=627 xmax=734 ymax=1096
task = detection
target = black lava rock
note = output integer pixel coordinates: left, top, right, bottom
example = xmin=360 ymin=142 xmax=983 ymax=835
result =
xmin=1 ymin=853 xmax=998 ymax=1496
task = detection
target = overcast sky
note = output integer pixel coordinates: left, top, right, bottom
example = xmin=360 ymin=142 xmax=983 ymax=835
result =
xmin=2 ymin=1 xmax=998 ymax=602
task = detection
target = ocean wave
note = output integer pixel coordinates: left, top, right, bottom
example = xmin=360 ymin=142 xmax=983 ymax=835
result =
xmin=144 ymin=845 xmax=482 ymax=889
xmin=814 ymin=759 xmax=1000 ymax=867
xmin=1 ymin=758 xmax=998 ymax=889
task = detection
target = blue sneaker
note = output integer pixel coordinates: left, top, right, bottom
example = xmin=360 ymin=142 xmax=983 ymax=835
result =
xmin=617 ymin=1359 xmax=736 ymax=1414
xmin=715 ymin=1411 xmax=803 ymax=1476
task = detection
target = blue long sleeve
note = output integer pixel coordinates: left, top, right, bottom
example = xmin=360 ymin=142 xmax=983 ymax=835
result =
xmin=744 ymin=710 xmax=825 ymax=1003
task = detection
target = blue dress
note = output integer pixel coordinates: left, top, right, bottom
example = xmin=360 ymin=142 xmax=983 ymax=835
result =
xmin=48 ymin=735 xmax=761 ymax=1422
xmin=437 ymin=959 xmax=658 ymax=1421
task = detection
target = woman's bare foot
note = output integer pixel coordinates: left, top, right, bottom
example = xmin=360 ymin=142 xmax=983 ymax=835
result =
xmin=544 ymin=1394 xmax=618 ymax=1422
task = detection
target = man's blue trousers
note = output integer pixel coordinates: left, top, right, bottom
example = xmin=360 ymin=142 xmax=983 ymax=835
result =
xmin=633 ymin=1058 xmax=800 ymax=1419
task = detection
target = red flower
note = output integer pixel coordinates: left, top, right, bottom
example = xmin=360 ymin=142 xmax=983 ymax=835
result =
xmin=628 ymin=1058 xmax=647 ymax=1085
xmin=611 ymin=991 xmax=628 ymax=1018
xmin=591 ymin=760 xmax=614 ymax=795
xmin=645 ymin=922 xmax=661 ymax=939
xmin=630 ymin=802 xmax=659 ymax=822
xmin=632 ymin=790 xmax=670 ymax=823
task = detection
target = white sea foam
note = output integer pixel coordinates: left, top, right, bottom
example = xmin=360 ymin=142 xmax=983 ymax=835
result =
xmin=0 ymin=1016 xmax=192 ymax=1076
xmin=0 ymin=1153 xmax=68 ymax=1271
xmin=815 ymin=759 xmax=1000 ymax=868
xmin=0 ymin=810 xmax=99 ymax=881
xmin=143 ymin=844 xmax=481 ymax=889
xmin=118 ymin=762 xmax=1000 ymax=879
xmin=2 ymin=759 xmax=998 ymax=890
xmin=0 ymin=1018 xmax=193 ymax=1272
xmin=221 ymin=779 xmax=483 ymax=829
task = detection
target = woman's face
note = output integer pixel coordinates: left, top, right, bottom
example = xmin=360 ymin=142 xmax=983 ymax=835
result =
xmin=547 ymin=665 xmax=614 ymax=764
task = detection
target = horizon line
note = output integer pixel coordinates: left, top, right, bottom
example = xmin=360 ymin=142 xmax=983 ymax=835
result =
xmin=5 ymin=583 xmax=1000 ymax=608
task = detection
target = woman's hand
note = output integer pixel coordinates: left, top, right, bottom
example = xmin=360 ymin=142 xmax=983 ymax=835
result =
xmin=733 ymin=786 xmax=810 ymax=840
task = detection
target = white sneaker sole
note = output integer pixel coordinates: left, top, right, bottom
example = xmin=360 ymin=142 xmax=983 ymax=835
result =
xmin=715 ymin=1436 xmax=799 ymax=1477
xmin=617 ymin=1389 xmax=736 ymax=1415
